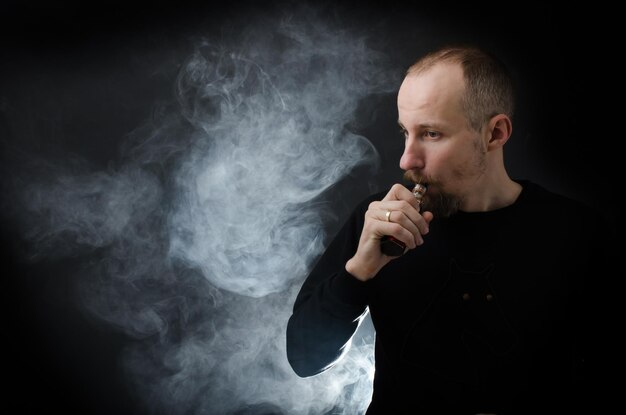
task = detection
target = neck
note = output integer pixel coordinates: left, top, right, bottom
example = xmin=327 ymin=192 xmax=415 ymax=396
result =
xmin=461 ymin=168 xmax=522 ymax=212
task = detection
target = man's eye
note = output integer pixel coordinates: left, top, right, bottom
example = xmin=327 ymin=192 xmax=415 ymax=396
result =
xmin=399 ymin=129 xmax=408 ymax=138
xmin=424 ymin=130 xmax=440 ymax=139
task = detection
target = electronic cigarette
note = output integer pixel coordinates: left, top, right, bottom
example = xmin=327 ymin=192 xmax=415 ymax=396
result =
xmin=380 ymin=183 xmax=427 ymax=256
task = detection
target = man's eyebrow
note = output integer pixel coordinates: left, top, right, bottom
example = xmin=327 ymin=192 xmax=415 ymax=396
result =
xmin=399 ymin=120 xmax=445 ymax=130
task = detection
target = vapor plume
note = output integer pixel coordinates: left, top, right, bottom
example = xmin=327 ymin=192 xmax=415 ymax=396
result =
xmin=2 ymin=4 xmax=396 ymax=414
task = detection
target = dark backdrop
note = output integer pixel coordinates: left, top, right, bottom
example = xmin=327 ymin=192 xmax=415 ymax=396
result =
xmin=0 ymin=1 xmax=612 ymax=414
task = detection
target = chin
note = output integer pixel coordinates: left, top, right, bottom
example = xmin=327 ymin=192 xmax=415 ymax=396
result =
xmin=421 ymin=188 xmax=462 ymax=218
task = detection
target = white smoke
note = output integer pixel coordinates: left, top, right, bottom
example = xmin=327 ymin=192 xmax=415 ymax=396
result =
xmin=3 ymin=4 xmax=397 ymax=414
xmin=168 ymin=43 xmax=381 ymax=297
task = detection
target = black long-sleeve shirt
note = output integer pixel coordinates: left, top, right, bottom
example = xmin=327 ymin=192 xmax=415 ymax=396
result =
xmin=287 ymin=180 xmax=608 ymax=414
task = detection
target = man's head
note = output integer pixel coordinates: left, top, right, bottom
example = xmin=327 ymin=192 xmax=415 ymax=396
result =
xmin=398 ymin=46 xmax=515 ymax=217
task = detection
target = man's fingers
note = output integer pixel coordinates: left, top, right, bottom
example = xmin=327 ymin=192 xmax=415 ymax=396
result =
xmin=377 ymin=209 xmax=424 ymax=247
xmin=381 ymin=184 xmax=421 ymax=210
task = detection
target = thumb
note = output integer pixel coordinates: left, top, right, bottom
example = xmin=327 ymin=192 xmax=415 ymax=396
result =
xmin=422 ymin=211 xmax=434 ymax=224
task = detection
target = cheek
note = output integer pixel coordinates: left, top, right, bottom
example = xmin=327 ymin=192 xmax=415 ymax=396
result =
xmin=429 ymin=147 xmax=459 ymax=175
xmin=430 ymin=146 xmax=474 ymax=183
xmin=451 ymin=146 xmax=486 ymax=180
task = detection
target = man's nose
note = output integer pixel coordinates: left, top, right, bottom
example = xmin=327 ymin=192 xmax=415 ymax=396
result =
xmin=399 ymin=136 xmax=425 ymax=171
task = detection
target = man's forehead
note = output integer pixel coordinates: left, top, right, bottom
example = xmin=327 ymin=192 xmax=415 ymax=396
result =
xmin=398 ymin=64 xmax=464 ymax=106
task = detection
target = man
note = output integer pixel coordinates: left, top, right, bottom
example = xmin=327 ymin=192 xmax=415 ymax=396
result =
xmin=286 ymin=45 xmax=604 ymax=413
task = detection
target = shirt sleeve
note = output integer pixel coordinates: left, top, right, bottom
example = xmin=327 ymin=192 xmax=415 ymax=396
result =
xmin=286 ymin=196 xmax=373 ymax=377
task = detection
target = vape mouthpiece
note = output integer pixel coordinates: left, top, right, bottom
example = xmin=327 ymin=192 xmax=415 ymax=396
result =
xmin=412 ymin=183 xmax=427 ymax=204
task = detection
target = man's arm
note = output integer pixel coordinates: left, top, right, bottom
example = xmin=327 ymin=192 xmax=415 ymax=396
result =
xmin=286 ymin=184 xmax=431 ymax=377
xmin=286 ymin=198 xmax=371 ymax=377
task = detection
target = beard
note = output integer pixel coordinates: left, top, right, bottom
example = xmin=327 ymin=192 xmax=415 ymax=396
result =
xmin=420 ymin=190 xmax=462 ymax=218
xmin=403 ymin=170 xmax=463 ymax=218
xmin=402 ymin=134 xmax=487 ymax=218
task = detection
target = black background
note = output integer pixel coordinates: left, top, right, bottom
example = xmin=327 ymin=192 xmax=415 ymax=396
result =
xmin=0 ymin=1 xmax=613 ymax=413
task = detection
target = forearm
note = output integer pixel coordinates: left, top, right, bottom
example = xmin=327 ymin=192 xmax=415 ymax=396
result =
xmin=286 ymin=193 xmax=377 ymax=377
xmin=286 ymin=269 xmax=368 ymax=377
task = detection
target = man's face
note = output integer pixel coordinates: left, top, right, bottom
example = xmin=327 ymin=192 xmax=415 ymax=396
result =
xmin=397 ymin=63 xmax=487 ymax=217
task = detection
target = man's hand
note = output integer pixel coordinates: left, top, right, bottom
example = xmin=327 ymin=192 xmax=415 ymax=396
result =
xmin=345 ymin=184 xmax=433 ymax=281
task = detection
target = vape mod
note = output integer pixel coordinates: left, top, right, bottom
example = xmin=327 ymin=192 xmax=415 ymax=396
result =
xmin=380 ymin=183 xmax=427 ymax=256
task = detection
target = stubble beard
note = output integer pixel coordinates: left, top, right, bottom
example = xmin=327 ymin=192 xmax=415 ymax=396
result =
xmin=402 ymin=170 xmax=462 ymax=218
xmin=403 ymin=137 xmax=487 ymax=218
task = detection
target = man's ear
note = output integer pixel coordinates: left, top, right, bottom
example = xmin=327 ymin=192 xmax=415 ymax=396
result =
xmin=486 ymin=114 xmax=512 ymax=150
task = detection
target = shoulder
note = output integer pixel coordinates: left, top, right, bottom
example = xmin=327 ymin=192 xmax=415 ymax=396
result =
xmin=517 ymin=179 xmax=613 ymax=237
xmin=518 ymin=180 xmax=594 ymax=217
xmin=519 ymin=180 xmax=586 ymax=210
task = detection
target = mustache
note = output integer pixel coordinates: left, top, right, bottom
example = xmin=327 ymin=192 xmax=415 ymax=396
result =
xmin=403 ymin=170 xmax=434 ymax=186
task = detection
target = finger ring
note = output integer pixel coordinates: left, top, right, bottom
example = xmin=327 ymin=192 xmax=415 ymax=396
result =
xmin=385 ymin=210 xmax=392 ymax=222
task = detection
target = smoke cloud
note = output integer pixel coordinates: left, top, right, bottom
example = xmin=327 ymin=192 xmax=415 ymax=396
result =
xmin=3 ymin=4 xmax=397 ymax=414
xmin=169 ymin=40 xmax=381 ymax=297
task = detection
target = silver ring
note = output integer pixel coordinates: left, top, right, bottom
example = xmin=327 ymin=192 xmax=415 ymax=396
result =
xmin=385 ymin=210 xmax=392 ymax=222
